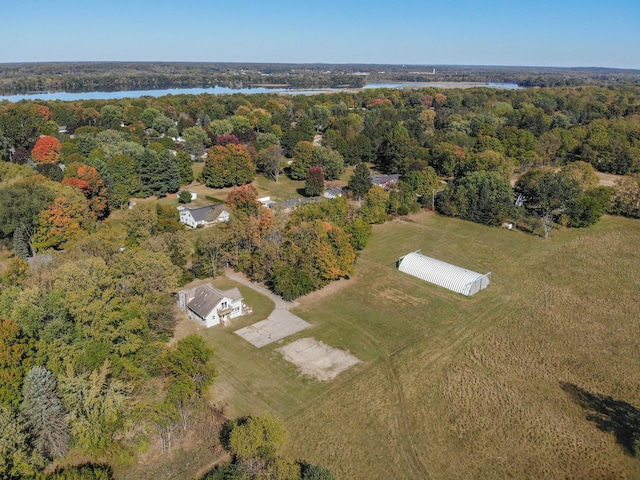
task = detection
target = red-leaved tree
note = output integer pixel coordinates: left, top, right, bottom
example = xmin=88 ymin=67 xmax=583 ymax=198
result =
xmin=31 ymin=136 xmax=62 ymax=164
xmin=62 ymin=165 xmax=109 ymax=219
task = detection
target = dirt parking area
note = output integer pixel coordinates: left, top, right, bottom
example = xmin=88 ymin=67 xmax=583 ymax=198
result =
xmin=277 ymin=337 xmax=361 ymax=381
xmin=235 ymin=310 xmax=311 ymax=347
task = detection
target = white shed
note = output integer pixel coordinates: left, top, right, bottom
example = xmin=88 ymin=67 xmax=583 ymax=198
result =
xmin=397 ymin=251 xmax=491 ymax=296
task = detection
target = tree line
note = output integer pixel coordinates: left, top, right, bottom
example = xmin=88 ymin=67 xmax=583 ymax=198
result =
xmin=2 ymin=82 xmax=640 ymax=477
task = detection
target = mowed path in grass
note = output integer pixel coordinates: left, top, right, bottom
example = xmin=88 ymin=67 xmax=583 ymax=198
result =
xmin=284 ymin=213 xmax=640 ymax=479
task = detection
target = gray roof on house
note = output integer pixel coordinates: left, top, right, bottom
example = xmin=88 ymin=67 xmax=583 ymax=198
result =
xmin=187 ymin=284 xmax=243 ymax=318
xmin=371 ymin=174 xmax=400 ymax=186
xmin=185 ymin=204 xmax=227 ymax=223
xmin=224 ymin=287 xmax=243 ymax=302
xmin=272 ymin=197 xmax=322 ymax=210
xmin=325 ymin=187 xmax=343 ymax=196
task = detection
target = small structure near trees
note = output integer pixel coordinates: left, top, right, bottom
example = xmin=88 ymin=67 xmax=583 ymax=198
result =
xmin=397 ymin=251 xmax=491 ymax=296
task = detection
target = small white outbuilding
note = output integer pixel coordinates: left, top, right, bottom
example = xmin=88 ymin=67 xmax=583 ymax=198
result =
xmin=397 ymin=251 xmax=491 ymax=296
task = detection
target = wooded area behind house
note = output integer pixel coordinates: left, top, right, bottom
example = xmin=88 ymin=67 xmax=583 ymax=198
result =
xmin=1 ymin=74 xmax=640 ymax=478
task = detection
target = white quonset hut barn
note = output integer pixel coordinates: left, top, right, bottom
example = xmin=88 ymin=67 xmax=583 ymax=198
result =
xmin=397 ymin=251 xmax=491 ymax=296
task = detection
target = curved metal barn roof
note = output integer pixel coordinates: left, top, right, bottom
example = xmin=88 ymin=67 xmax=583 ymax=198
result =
xmin=398 ymin=251 xmax=490 ymax=296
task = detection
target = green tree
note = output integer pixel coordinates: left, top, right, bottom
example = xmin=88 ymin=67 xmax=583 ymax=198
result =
xmin=137 ymin=149 xmax=180 ymax=197
xmin=360 ymin=186 xmax=389 ymax=224
xmin=559 ymin=161 xmax=600 ymax=191
xmin=13 ymin=226 xmax=32 ymax=259
xmin=348 ymin=163 xmax=373 ymax=200
xmin=0 ymin=181 xmax=55 ymax=242
xmin=178 ymin=191 xmax=192 ymax=204
xmin=566 ymin=187 xmax=612 ymax=228
xmin=437 ymin=171 xmax=514 ymax=226
xmin=289 ymin=141 xmax=315 ymax=180
xmin=175 ymin=150 xmax=194 ymax=185
xmin=0 ymin=318 xmax=33 ymax=409
xmin=515 ymin=169 xmax=582 ymax=238
xmin=37 ymin=463 xmax=115 ymax=479
xmin=35 ymin=163 xmax=64 ymax=182
xmin=308 ymin=105 xmax=332 ymax=132
xmin=311 ymin=146 xmax=344 ymax=180
xmin=61 ymin=360 xmax=132 ymax=456
xmin=0 ymin=406 xmax=46 ymax=479
xmin=227 ymin=414 xmax=289 ymax=461
xmin=300 ymin=463 xmax=338 ymax=480
xmin=103 ymin=154 xmax=140 ymax=199
xmin=162 ymin=335 xmax=217 ymax=409
xmin=182 ymin=126 xmax=209 ymax=158
xmin=376 ymin=125 xmax=416 ymax=174
xmin=20 ymin=366 xmax=70 ymax=460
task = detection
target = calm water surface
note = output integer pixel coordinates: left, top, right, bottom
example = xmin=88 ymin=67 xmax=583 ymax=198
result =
xmin=0 ymin=82 xmax=521 ymax=102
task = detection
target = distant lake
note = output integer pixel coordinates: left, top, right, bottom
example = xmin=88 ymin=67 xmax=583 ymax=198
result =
xmin=0 ymin=82 xmax=521 ymax=102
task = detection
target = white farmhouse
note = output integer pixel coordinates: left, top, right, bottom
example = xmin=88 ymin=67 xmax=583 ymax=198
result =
xmin=178 ymin=204 xmax=230 ymax=228
xmin=178 ymin=284 xmax=244 ymax=328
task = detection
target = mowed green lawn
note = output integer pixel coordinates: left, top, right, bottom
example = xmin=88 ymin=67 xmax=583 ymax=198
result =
xmin=199 ymin=212 xmax=640 ymax=479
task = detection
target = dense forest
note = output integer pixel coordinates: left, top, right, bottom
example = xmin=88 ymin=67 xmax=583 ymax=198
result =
xmin=1 ymin=62 xmax=639 ymax=95
xmin=1 ymin=81 xmax=640 ymax=478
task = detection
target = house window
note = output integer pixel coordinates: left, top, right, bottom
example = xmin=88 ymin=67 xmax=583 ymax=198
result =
xmin=221 ymin=301 xmax=228 ymax=309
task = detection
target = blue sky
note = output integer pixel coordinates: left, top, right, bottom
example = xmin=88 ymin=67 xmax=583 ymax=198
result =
xmin=1 ymin=0 xmax=639 ymax=69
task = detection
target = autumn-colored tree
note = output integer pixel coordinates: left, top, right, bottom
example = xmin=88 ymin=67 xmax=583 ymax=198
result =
xmin=227 ymin=184 xmax=261 ymax=217
xmin=62 ymin=165 xmax=109 ymax=219
xmin=35 ymin=105 xmax=51 ymax=122
xmin=200 ymin=144 xmax=256 ymax=188
xmin=32 ymin=196 xmax=93 ymax=251
xmin=31 ymin=136 xmax=62 ymax=164
xmin=305 ymin=166 xmax=324 ymax=197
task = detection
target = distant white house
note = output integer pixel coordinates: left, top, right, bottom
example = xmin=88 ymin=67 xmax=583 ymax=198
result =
xmin=178 ymin=204 xmax=230 ymax=228
xmin=177 ymin=284 xmax=244 ymax=328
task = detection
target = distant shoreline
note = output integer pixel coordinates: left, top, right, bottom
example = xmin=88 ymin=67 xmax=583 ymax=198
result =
xmin=0 ymin=82 xmax=521 ymax=102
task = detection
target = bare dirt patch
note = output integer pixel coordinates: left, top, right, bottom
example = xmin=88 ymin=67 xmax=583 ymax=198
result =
xmin=595 ymin=171 xmax=624 ymax=187
xmin=277 ymin=338 xmax=361 ymax=381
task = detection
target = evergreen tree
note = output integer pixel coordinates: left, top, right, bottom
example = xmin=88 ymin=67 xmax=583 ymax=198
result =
xmin=175 ymin=150 xmax=194 ymax=185
xmin=13 ymin=225 xmax=32 ymax=259
xmin=289 ymin=141 xmax=314 ymax=180
xmin=20 ymin=366 xmax=70 ymax=460
xmin=137 ymin=149 xmax=179 ymax=196
xmin=348 ymin=163 xmax=373 ymax=200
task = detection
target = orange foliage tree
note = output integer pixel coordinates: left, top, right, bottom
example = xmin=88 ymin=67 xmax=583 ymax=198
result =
xmin=226 ymin=184 xmax=261 ymax=217
xmin=31 ymin=136 xmax=62 ymax=164
xmin=32 ymin=196 xmax=93 ymax=251
xmin=62 ymin=165 xmax=109 ymax=219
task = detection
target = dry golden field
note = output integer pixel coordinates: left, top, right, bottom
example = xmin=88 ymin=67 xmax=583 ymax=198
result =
xmin=282 ymin=213 xmax=640 ymax=479
xmin=145 ymin=211 xmax=640 ymax=479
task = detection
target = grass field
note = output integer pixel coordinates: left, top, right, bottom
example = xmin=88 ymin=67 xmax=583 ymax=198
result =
xmin=187 ymin=212 xmax=640 ymax=479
